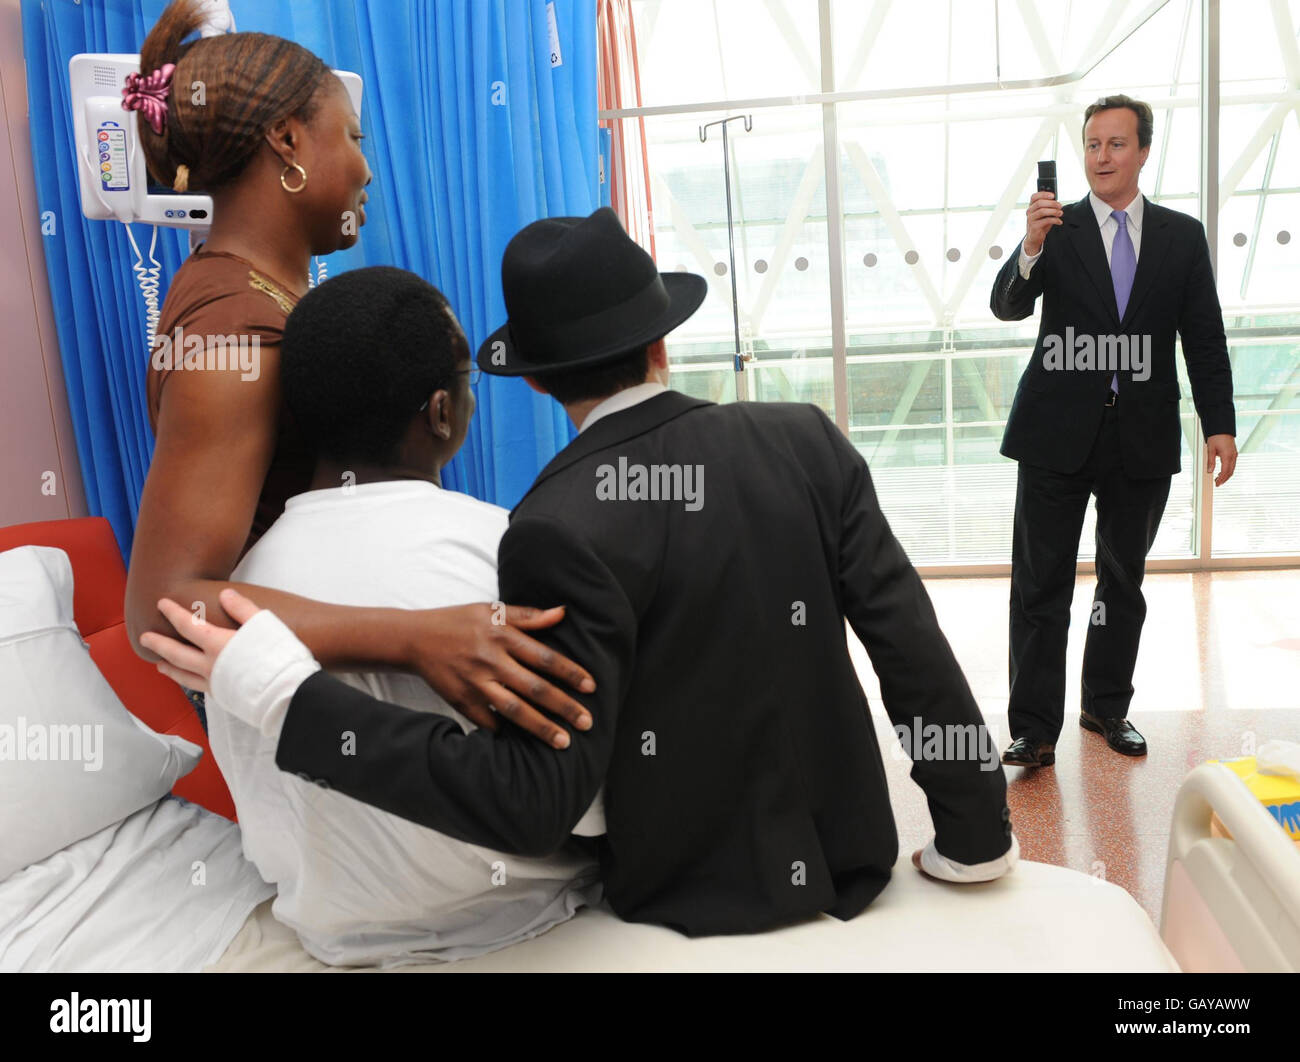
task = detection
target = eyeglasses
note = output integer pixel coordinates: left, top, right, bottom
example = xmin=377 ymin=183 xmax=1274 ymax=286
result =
xmin=418 ymin=368 xmax=480 ymax=412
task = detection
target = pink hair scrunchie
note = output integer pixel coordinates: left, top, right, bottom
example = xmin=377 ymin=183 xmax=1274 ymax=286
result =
xmin=121 ymin=63 xmax=176 ymax=135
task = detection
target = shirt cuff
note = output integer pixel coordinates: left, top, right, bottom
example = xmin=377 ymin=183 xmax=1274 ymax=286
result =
xmin=208 ymin=608 xmax=321 ymax=739
xmin=921 ymin=833 xmax=1020 ymax=883
xmin=1017 ymin=242 xmax=1042 ymax=280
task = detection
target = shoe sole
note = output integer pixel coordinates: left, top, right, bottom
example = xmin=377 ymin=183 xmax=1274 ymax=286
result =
xmin=1079 ymin=715 xmax=1147 ymax=756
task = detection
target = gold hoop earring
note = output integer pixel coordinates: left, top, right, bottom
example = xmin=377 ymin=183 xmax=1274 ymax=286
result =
xmin=280 ymin=163 xmax=308 ymax=194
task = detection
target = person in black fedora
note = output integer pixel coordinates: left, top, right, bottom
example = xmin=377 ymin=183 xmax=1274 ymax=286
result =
xmin=476 ymin=206 xmax=707 ymax=378
xmin=145 ymin=207 xmax=1019 ymax=939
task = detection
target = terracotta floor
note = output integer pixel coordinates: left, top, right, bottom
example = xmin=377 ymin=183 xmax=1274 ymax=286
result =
xmin=850 ymin=568 xmax=1300 ymax=926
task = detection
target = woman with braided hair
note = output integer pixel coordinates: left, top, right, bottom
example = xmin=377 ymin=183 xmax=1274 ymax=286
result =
xmin=126 ymin=0 xmax=595 ymax=747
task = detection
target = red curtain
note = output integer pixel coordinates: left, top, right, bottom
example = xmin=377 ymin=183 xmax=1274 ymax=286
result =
xmin=597 ymin=0 xmax=655 ymax=256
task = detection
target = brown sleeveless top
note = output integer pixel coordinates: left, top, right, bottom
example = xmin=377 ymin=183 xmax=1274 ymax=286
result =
xmin=146 ymin=245 xmax=313 ymax=558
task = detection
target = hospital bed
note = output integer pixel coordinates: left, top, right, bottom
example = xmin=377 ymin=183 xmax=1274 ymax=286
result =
xmin=1161 ymin=761 xmax=1300 ymax=972
xmin=1 ymin=517 xmax=1179 ymax=972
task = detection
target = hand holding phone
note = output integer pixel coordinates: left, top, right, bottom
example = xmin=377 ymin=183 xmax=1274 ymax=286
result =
xmin=1025 ymin=160 xmax=1063 ymax=256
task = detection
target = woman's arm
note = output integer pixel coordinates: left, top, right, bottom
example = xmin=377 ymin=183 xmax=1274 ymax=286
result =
xmin=126 ymin=349 xmax=594 ymax=745
xmin=125 ymin=341 xmax=278 ymax=652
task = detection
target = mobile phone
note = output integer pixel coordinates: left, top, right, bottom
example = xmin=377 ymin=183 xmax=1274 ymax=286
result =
xmin=1037 ymin=160 xmax=1058 ymax=198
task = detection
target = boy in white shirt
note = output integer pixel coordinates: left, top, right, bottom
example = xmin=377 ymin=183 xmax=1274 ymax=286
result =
xmin=205 ymin=266 xmax=601 ymax=967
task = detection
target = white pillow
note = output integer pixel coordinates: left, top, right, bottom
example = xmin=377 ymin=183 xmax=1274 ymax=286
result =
xmin=0 ymin=546 xmax=202 ymax=882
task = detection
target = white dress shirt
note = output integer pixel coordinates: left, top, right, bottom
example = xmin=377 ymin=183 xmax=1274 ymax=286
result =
xmin=212 ymin=381 xmax=1017 ymax=886
xmin=1019 ymin=189 xmax=1144 ymax=278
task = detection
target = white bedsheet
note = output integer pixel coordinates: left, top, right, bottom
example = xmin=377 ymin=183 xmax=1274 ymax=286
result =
xmin=205 ymin=857 xmax=1180 ymax=972
xmin=0 ymin=796 xmax=273 ymax=972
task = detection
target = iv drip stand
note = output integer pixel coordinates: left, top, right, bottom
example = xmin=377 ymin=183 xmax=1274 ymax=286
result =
xmin=699 ymin=115 xmax=752 ymax=389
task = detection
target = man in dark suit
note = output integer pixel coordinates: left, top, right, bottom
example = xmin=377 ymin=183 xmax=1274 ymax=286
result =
xmin=992 ymin=95 xmax=1237 ymax=768
xmin=148 ymin=208 xmax=1016 ymax=938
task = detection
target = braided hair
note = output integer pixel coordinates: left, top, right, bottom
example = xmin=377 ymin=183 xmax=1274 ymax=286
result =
xmin=137 ymin=0 xmax=331 ymax=194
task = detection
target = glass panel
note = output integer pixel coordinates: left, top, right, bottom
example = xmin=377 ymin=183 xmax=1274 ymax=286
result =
xmin=630 ymin=104 xmax=832 ymax=406
xmin=749 ymin=354 xmax=835 ymax=417
xmin=1213 ymin=0 xmax=1300 ymax=556
xmin=952 ymin=353 xmax=1022 ymax=423
xmin=630 ymin=0 xmax=821 ymax=109
xmin=1211 ymin=413 xmax=1300 ymax=555
xmin=831 ymin=0 xmax=1189 ymax=91
xmin=670 ymin=360 xmax=738 ymax=405
xmin=847 ymin=357 xmax=943 ymax=427
xmin=850 ymin=427 xmax=946 ymax=468
xmin=953 ymin=423 xmax=1005 ymax=464
xmin=831 ymin=0 xmax=996 ymax=93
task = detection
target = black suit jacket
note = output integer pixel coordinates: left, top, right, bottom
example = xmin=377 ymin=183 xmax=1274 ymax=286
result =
xmin=991 ymin=195 xmax=1234 ymax=477
xmin=273 ymin=392 xmax=1012 ymax=936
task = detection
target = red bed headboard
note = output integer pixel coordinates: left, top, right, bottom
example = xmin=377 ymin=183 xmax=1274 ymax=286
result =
xmin=0 ymin=517 xmax=235 ymax=819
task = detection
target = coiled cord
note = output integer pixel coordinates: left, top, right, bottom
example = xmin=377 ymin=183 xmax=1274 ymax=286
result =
xmin=123 ymin=222 xmax=163 ymax=360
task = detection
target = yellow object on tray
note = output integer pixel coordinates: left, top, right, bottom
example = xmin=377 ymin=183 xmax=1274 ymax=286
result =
xmin=1209 ymin=756 xmax=1300 ymax=843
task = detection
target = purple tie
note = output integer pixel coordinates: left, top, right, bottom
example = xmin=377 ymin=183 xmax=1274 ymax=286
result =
xmin=1109 ymin=209 xmax=1136 ymax=393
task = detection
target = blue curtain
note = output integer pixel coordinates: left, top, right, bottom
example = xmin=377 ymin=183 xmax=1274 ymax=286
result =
xmin=21 ymin=0 xmax=597 ymax=561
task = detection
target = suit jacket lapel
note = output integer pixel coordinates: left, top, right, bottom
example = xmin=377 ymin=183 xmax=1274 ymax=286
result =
xmin=1064 ymin=196 xmax=1120 ymax=327
xmin=513 ymin=390 xmax=715 ymax=513
xmin=1119 ymin=196 xmax=1172 ymax=330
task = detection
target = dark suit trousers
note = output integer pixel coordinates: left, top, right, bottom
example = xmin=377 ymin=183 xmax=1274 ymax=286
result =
xmin=1008 ymin=403 xmax=1172 ymax=743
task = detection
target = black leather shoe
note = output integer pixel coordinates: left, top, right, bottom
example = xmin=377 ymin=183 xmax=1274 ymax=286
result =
xmin=1080 ymin=710 xmax=1147 ymax=756
xmin=1002 ymin=737 xmax=1055 ymax=767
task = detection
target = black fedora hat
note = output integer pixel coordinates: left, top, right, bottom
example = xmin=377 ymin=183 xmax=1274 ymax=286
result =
xmin=477 ymin=207 xmax=707 ymax=377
